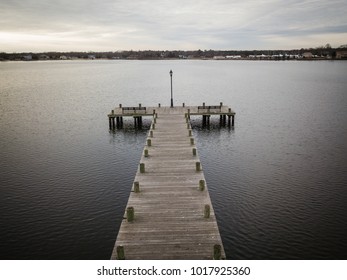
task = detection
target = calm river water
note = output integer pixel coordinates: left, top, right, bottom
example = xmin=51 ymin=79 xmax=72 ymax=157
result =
xmin=1 ymin=60 xmax=347 ymax=259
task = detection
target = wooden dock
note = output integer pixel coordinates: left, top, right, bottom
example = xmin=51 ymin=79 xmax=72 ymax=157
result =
xmin=108 ymin=103 xmax=235 ymax=129
xmin=110 ymin=104 xmax=234 ymax=260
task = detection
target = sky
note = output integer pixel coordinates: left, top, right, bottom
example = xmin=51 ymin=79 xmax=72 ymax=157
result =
xmin=1 ymin=0 xmax=347 ymax=52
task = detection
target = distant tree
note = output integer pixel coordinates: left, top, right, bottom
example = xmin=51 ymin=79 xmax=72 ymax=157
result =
xmin=325 ymin=43 xmax=332 ymax=49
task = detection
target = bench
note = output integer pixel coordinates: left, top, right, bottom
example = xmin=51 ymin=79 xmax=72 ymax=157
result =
xmin=198 ymin=105 xmax=222 ymax=113
xmin=122 ymin=107 xmax=147 ymax=114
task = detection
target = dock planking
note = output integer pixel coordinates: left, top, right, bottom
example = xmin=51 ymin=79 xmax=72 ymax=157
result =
xmin=111 ymin=105 xmax=232 ymax=260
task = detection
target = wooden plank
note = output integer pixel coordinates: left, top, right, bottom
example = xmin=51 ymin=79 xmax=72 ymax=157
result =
xmin=111 ymin=109 xmax=226 ymax=260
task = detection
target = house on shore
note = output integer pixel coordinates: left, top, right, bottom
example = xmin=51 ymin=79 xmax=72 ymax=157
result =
xmin=336 ymin=50 xmax=347 ymax=59
xmin=39 ymin=54 xmax=50 ymax=60
xmin=213 ymin=56 xmax=226 ymax=60
xmin=302 ymin=52 xmax=313 ymax=59
xmin=23 ymin=55 xmax=32 ymax=60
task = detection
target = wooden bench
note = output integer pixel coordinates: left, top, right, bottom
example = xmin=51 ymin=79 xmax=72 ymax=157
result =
xmin=122 ymin=107 xmax=147 ymax=114
xmin=198 ymin=105 xmax=221 ymax=113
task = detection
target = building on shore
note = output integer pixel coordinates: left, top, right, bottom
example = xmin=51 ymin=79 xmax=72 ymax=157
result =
xmin=336 ymin=50 xmax=347 ymax=59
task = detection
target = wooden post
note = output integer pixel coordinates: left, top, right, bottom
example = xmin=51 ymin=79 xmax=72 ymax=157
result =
xmin=134 ymin=182 xmax=140 ymax=193
xmin=213 ymin=244 xmax=222 ymax=260
xmin=140 ymin=163 xmax=145 ymax=173
xmin=190 ymin=138 xmax=194 ymax=145
xmin=112 ymin=117 xmax=115 ymax=129
xmin=228 ymin=108 xmax=232 ymax=127
xmin=188 ymin=130 xmax=192 ymax=137
xmin=192 ymin=148 xmax=197 ymax=156
xmin=152 ymin=123 xmax=155 ymax=130
xmin=204 ymin=204 xmax=210 ymax=218
xmin=187 ymin=109 xmax=190 ymax=119
xmin=150 ymin=130 xmax=153 ymax=138
xmin=232 ymin=115 xmax=235 ymax=126
xmin=127 ymin=207 xmax=134 ymax=222
xmin=116 ymin=245 xmax=125 ymax=260
xmin=109 ymin=117 xmax=112 ymax=129
xmin=199 ymin=179 xmax=205 ymax=191
xmin=147 ymin=139 xmax=152 ymax=146
xmin=144 ymin=149 xmax=149 ymax=157
xmin=116 ymin=117 xmax=120 ymax=127
xmin=196 ymin=161 xmax=201 ymax=171
xmin=183 ymin=102 xmax=185 ymax=107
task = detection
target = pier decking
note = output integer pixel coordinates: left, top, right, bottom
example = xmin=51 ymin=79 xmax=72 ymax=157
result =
xmin=110 ymin=104 xmax=234 ymax=260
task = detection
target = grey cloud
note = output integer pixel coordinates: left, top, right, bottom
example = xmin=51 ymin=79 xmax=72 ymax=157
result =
xmin=1 ymin=0 xmax=346 ymax=51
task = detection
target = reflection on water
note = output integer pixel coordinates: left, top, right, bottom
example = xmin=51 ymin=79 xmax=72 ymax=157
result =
xmin=1 ymin=60 xmax=347 ymax=259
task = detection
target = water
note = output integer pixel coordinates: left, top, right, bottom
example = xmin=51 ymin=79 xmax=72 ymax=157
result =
xmin=1 ymin=60 xmax=347 ymax=259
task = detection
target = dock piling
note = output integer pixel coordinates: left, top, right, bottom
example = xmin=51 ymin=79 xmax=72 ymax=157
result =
xmin=126 ymin=207 xmax=134 ymax=222
xmin=199 ymin=179 xmax=205 ymax=191
xmin=116 ymin=246 xmax=125 ymax=260
xmin=196 ymin=161 xmax=201 ymax=171
xmin=140 ymin=163 xmax=145 ymax=173
xmin=213 ymin=244 xmax=222 ymax=260
xmin=134 ymin=182 xmax=140 ymax=193
xmin=204 ymin=204 xmax=210 ymax=218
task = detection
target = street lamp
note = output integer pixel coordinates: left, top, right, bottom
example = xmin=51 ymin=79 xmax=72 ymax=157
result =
xmin=169 ymin=70 xmax=173 ymax=108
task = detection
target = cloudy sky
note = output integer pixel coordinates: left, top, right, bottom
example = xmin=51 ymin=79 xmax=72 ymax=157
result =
xmin=1 ymin=0 xmax=346 ymax=52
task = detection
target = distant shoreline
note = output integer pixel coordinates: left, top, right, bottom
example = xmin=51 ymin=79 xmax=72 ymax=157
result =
xmin=1 ymin=56 xmax=347 ymax=62
xmin=1 ymin=48 xmax=347 ymax=61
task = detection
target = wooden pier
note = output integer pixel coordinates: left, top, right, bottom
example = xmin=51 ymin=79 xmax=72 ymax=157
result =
xmin=110 ymin=104 xmax=235 ymax=260
xmin=108 ymin=102 xmax=235 ymax=129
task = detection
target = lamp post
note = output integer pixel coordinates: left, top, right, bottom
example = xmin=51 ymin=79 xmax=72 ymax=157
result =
xmin=169 ymin=70 xmax=173 ymax=108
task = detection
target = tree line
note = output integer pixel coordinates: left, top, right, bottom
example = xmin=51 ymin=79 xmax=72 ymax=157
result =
xmin=1 ymin=44 xmax=346 ymax=61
